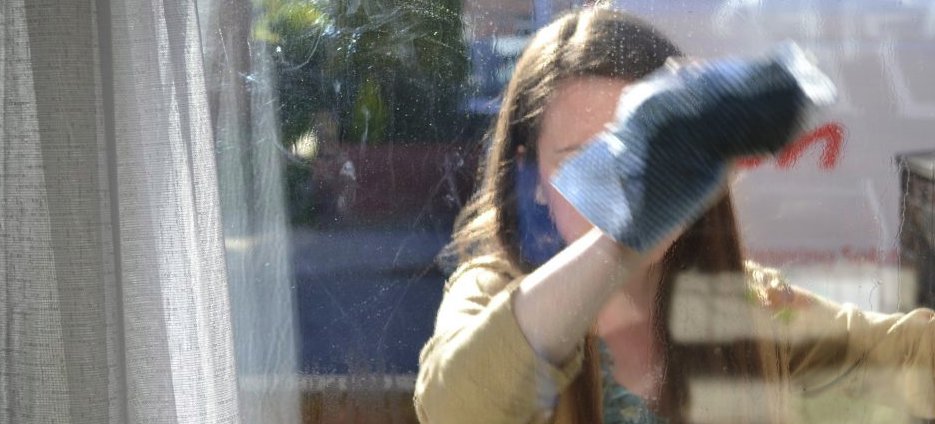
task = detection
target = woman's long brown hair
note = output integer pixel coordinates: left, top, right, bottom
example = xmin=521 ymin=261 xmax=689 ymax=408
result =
xmin=444 ymin=8 xmax=778 ymax=423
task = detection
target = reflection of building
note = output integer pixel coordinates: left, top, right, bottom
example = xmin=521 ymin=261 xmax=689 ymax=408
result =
xmin=462 ymin=0 xmax=583 ymax=39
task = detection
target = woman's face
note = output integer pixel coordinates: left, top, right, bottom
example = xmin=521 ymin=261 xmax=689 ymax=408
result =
xmin=535 ymin=77 xmax=630 ymax=243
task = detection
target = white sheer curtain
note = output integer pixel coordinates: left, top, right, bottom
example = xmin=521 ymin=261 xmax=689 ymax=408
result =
xmin=198 ymin=0 xmax=301 ymax=422
xmin=2 ymin=0 xmax=239 ymax=423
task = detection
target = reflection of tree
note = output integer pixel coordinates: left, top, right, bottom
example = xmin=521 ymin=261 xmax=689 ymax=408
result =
xmin=254 ymin=0 xmax=468 ymax=147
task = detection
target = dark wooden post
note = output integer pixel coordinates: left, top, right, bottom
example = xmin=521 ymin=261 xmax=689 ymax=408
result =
xmin=897 ymin=151 xmax=935 ymax=309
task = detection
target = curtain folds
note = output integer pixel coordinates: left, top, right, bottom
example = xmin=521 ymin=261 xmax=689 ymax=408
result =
xmin=2 ymin=0 xmax=239 ymax=422
xmin=198 ymin=0 xmax=301 ymax=421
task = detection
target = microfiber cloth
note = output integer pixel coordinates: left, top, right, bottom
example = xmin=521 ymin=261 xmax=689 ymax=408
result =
xmin=551 ymin=43 xmax=837 ymax=252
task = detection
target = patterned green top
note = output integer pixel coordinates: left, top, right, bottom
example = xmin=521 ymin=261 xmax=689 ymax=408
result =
xmin=598 ymin=339 xmax=667 ymax=424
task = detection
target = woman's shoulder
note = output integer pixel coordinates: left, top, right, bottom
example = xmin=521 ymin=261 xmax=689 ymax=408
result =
xmin=445 ymin=254 xmax=524 ymax=295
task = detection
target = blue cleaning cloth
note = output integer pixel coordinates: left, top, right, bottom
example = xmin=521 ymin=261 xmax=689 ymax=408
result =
xmin=551 ymin=43 xmax=836 ymax=252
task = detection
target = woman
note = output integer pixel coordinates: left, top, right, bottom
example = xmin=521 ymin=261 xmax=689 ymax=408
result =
xmin=414 ymin=8 xmax=935 ymax=424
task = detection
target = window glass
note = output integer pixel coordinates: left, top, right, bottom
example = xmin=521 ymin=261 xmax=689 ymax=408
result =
xmin=202 ymin=0 xmax=935 ymax=422
xmin=618 ymin=0 xmax=934 ymax=311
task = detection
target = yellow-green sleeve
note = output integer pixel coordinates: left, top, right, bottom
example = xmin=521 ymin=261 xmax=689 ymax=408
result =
xmin=754 ymin=265 xmax=935 ymax=419
xmin=413 ymin=260 xmax=585 ymax=424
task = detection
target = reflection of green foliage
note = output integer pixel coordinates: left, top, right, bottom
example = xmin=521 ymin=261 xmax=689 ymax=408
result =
xmin=253 ymin=0 xmax=468 ymax=147
xmin=253 ymin=0 xmax=327 ymax=44
xmin=773 ymin=307 xmax=796 ymax=325
xmin=350 ymin=78 xmax=388 ymax=143
xmin=744 ymin=287 xmax=759 ymax=304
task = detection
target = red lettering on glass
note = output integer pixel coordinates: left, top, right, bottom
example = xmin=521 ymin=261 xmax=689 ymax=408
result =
xmin=738 ymin=122 xmax=846 ymax=170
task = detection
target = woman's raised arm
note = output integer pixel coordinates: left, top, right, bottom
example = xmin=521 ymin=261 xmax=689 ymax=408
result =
xmin=513 ymin=227 xmax=647 ymax=365
xmin=414 ymin=227 xmax=652 ymax=424
xmin=762 ymin=273 xmax=935 ymax=418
